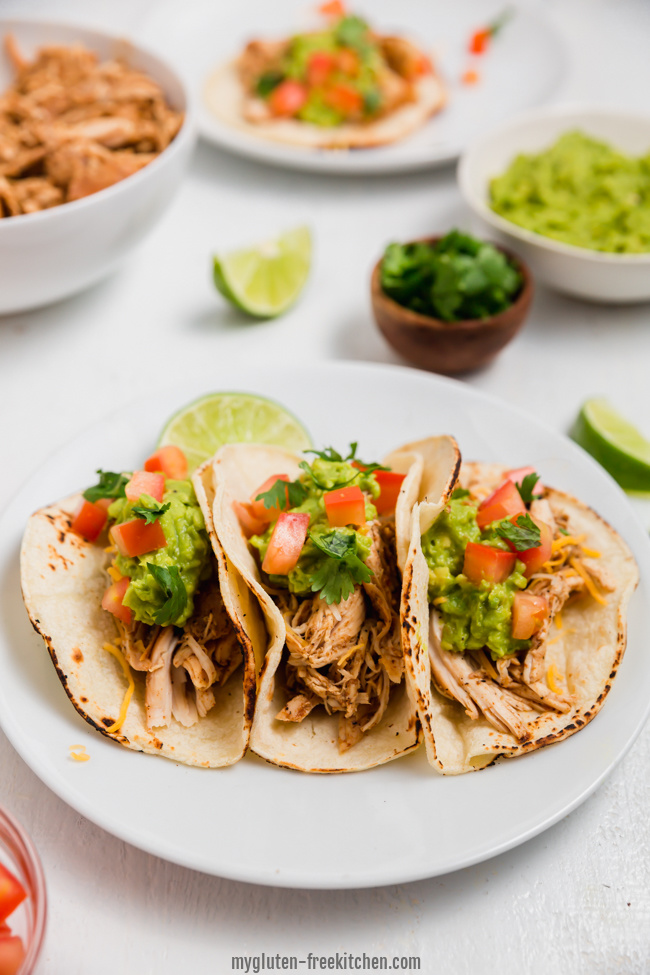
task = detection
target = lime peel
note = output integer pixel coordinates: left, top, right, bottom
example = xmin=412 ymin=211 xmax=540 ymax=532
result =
xmin=570 ymin=398 xmax=650 ymax=492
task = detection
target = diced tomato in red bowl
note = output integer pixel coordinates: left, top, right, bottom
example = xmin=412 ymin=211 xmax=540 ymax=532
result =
xmin=0 ymin=806 xmax=47 ymax=973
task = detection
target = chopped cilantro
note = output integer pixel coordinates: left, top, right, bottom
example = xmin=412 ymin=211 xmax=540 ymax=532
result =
xmin=514 ymin=472 xmax=541 ymax=505
xmin=308 ymin=529 xmax=373 ymax=604
xmin=380 ymin=230 xmax=522 ymax=323
xmin=494 ymin=513 xmax=541 ymax=551
xmin=256 ymin=70 xmax=284 ymax=98
xmin=132 ymin=502 xmax=170 ymax=525
xmin=255 ymin=478 xmax=306 ymax=512
xmin=147 ymin=564 xmax=187 ymax=626
xmin=83 ymin=470 xmax=129 ymax=504
xmin=335 ymin=15 xmax=370 ymax=51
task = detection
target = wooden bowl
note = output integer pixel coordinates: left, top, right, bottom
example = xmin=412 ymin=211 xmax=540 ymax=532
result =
xmin=370 ymin=238 xmax=534 ymax=375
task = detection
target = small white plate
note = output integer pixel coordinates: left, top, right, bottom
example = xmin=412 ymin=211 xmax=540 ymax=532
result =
xmin=2 ymin=362 xmax=649 ymax=889
xmin=139 ymin=0 xmax=566 ymax=174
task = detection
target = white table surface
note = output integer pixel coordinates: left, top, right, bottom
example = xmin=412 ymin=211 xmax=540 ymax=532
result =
xmin=1 ymin=0 xmax=650 ymax=971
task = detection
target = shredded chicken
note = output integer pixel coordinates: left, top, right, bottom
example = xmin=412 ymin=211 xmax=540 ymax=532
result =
xmin=426 ymin=484 xmax=615 ymax=739
xmin=0 ymin=35 xmax=183 ymax=216
xmin=275 ymin=520 xmax=403 ymax=752
xmin=117 ymin=578 xmax=242 ymax=730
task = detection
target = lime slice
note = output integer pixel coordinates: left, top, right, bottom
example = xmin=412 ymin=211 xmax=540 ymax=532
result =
xmin=570 ymin=398 xmax=650 ymax=491
xmin=213 ymin=226 xmax=312 ymax=318
xmin=157 ymin=392 xmax=312 ymax=472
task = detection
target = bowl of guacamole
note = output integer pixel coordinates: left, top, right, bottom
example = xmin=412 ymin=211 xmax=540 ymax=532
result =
xmin=458 ymin=106 xmax=650 ymax=302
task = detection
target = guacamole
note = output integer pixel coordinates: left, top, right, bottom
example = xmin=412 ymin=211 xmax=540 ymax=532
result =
xmin=109 ymin=479 xmax=210 ymax=627
xmin=422 ymin=497 xmax=529 ymax=659
xmin=250 ymin=455 xmax=378 ymax=597
xmin=490 ymin=131 xmax=650 ymax=253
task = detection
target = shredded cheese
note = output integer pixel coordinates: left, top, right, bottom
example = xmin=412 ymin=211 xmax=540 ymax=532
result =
xmin=338 ymin=644 xmax=358 ymax=667
xmin=581 ymin=545 xmax=602 ymax=558
xmin=480 ymin=653 xmax=500 ymax=682
xmin=551 ymin=534 xmax=585 ymax=553
xmin=104 ymin=544 xmax=116 ymax=553
xmin=433 ymin=596 xmax=448 ymax=606
xmin=69 ymin=744 xmax=90 ymax=762
xmin=107 ymin=565 xmax=122 ymax=583
xmin=546 ymin=664 xmax=563 ymax=694
xmin=555 ymin=611 xmax=563 ymax=631
xmin=569 ymin=558 xmax=608 ymax=605
xmin=102 ymin=642 xmax=135 ymax=732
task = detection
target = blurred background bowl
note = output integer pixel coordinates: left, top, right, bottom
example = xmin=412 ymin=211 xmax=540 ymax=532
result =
xmin=0 ymin=805 xmax=47 ymax=973
xmin=0 ymin=20 xmax=195 ymax=315
xmin=458 ymin=106 xmax=650 ymax=303
xmin=370 ymin=237 xmax=533 ymax=375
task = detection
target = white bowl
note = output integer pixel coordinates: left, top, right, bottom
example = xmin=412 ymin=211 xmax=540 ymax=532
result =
xmin=0 ymin=21 xmax=195 ymax=314
xmin=458 ymin=106 xmax=650 ymax=303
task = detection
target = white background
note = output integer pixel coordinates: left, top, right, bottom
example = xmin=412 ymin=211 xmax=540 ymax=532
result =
xmin=1 ymin=0 xmax=649 ymax=971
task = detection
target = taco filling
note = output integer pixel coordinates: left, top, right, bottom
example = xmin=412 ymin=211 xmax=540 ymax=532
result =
xmin=421 ymin=465 xmax=618 ymax=740
xmin=74 ymin=447 xmax=242 ymax=732
xmin=238 ymin=12 xmax=434 ymax=128
xmin=235 ymin=445 xmax=405 ymax=751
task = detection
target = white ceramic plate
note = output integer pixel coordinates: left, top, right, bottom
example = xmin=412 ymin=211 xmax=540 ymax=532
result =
xmin=139 ymin=0 xmax=566 ymax=174
xmin=2 ymin=362 xmax=649 ymax=889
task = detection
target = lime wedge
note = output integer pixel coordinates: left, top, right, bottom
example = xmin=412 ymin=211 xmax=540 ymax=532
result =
xmin=213 ymin=226 xmax=312 ymax=318
xmin=570 ymin=398 xmax=650 ymax=491
xmin=157 ymin=392 xmax=312 ymax=473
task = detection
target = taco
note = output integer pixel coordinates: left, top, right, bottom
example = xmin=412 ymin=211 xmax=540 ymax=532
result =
xmin=20 ymin=446 xmax=263 ymax=768
xmin=204 ymin=10 xmax=446 ymax=151
xmin=211 ymin=436 xmax=459 ymax=772
xmin=401 ymin=460 xmax=639 ymax=774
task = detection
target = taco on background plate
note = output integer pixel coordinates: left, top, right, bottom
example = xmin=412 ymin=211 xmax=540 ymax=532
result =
xmin=20 ymin=445 xmax=264 ymax=768
xmin=211 ymin=436 xmax=459 ymax=773
xmin=401 ymin=459 xmax=639 ymax=774
xmin=204 ymin=8 xmax=446 ymax=151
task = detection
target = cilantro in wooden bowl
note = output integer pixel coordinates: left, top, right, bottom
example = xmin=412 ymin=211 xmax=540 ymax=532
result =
xmin=371 ymin=230 xmax=533 ymax=375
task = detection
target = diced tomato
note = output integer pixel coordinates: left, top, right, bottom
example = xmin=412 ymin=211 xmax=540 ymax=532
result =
xmin=233 ymin=500 xmax=271 ymax=538
xmin=469 ymin=28 xmax=490 ymax=55
xmin=416 ymin=53 xmax=433 ymax=75
xmin=0 ymin=935 xmax=25 ymax=975
xmin=319 ymin=0 xmax=345 ymax=18
xmin=505 ymin=466 xmax=544 ymax=495
xmin=335 ymin=48 xmax=360 ymax=76
xmin=323 ymin=83 xmax=363 ymax=115
xmin=374 ymin=471 xmax=406 ymax=515
xmin=249 ymin=474 xmax=290 ymax=521
xmin=269 ymin=80 xmax=308 ymax=116
xmin=307 ymin=50 xmax=336 ymax=86
xmin=125 ymin=471 xmax=165 ymax=503
xmin=512 ymin=592 xmax=548 ymax=640
xmin=71 ymin=499 xmax=108 ymax=542
xmin=463 ymin=542 xmax=516 ymax=585
xmin=324 ymin=485 xmax=366 ymax=527
xmin=110 ymin=519 xmax=167 ymax=558
xmin=514 ymin=520 xmax=553 ymax=578
xmin=144 ymin=446 xmax=188 ymax=480
xmin=95 ymin=498 xmax=113 ymax=512
xmin=476 ymin=479 xmax=526 ymax=529
xmin=0 ymin=865 xmax=26 ymax=925
xmin=101 ymin=576 xmax=132 ymax=625
xmin=262 ymin=512 xmax=310 ymax=575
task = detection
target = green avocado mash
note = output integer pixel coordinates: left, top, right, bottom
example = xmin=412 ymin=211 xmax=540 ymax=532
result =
xmin=490 ymin=131 xmax=650 ymax=253
xmin=422 ymin=497 xmax=529 ymax=659
xmin=109 ymin=479 xmax=210 ymax=627
xmin=250 ymin=453 xmax=379 ymax=601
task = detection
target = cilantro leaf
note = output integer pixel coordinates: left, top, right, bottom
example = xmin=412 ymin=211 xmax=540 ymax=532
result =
xmin=304 ymin=446 xmax=346 ymax=462
xmin=451 ymin=487 xmax=470 ymax=500
xmin=132 ymin=502 xmax=170 ymax=525
xmin=83 ymin=470 xmax=129 ymax=504
xmin=335 ymin=15 xmax=370 ymax=50
xmin=494 ymin=514 xmax=541 ymax=551
xmin=147 ymin=564 xmax=187 ymax=626
xmin=256 ymin=70 xmax=284 ymax=98
xmin=308 ymin=529 xmax=373 ymax=605
xmin=255 ymin=477 xmax=306 ymax=512
xmin=514 ymin=472 xmax=541 ymax=505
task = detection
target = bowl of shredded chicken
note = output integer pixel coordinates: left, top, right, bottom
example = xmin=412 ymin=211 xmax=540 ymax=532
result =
xmin=0 ymin=21 xmax=195 ymax=313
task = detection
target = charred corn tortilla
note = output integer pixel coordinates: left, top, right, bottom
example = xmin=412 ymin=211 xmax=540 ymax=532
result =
xmin=204 ymin=59 xmax=446 ymax=152
xmin=401 ymin=462 xmax=639 ymax=775
xmin=211 ymin=437 xmax=459 ymax=773
xmin=19 ymin=461 xmax=262 ymax=768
